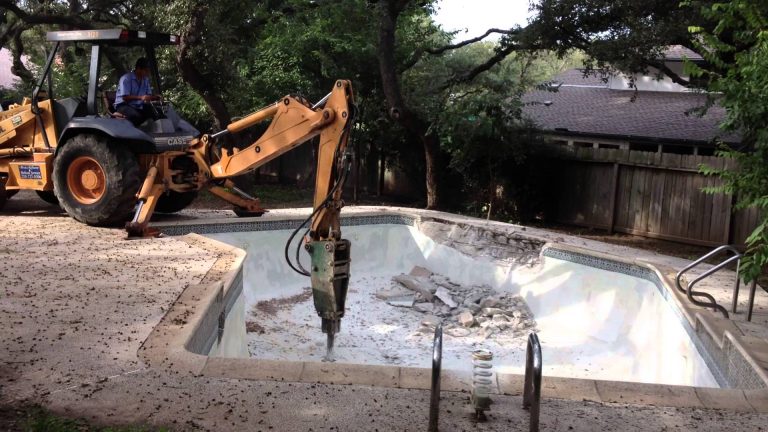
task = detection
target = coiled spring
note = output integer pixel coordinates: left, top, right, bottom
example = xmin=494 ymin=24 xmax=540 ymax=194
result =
xmin=471 ymin=349 xmax=494 ymax=418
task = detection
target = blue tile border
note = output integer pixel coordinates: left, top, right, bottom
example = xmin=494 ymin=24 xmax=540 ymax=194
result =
xmin=543 ymin=248 xmax=661 ymax=283
xmin=542 ymin=247 xmax=768 ymax=389
xmin=158 ymin=214 xmax=416 ymax=236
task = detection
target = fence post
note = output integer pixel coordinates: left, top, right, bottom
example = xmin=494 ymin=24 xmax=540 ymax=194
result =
xmin=607 ymin=162 xmax=620 ymax=234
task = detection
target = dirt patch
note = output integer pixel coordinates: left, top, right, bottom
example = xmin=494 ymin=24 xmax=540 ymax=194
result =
xmin=253 ymin=288 xmax=313 ymax=317
xmin=245 ymin=321 xmax=266 ymax=334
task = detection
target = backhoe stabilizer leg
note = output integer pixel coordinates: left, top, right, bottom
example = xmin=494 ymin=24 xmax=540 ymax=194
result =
xmin=307 ymin=239 xmax=351 ymax=358
xmin=208 ymin=180 xmax=268 ymax=217
xmin=125 ymin=166 xmax=164 ymax=238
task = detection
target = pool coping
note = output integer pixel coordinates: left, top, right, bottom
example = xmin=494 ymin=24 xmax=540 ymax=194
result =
xmin=139 ymin=210 xmax=768 ymax=413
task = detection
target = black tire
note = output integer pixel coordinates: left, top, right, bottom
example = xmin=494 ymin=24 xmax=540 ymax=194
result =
xmin=53 ymin=134 xmax=142 ymax=226
xmin=155 ymin=190 xmax=198 ymax=213
xmin=36 ymin=190 xmax=60 ymax=205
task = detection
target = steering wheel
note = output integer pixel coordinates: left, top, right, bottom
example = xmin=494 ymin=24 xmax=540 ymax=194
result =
xmin=148 ymin=98 xmax=166 ymax=118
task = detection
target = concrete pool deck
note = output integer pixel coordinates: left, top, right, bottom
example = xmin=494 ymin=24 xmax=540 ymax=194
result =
xmin=1 ymin=193 xmax=768 ymax=431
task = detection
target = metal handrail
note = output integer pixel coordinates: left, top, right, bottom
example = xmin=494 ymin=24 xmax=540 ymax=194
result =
xmin=675 ymin=245 xmax=742 ymax=319
xmin=428 ymin=324 xmax=442 ymax=432
xmin=523 ymin=333 xmax=542 ymax=432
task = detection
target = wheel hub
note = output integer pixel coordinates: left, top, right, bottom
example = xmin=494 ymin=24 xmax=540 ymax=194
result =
xmin=67 ymin=156 xmax=106 ymax=204
xmin=81 ymin=170 xmax=99 ymax=190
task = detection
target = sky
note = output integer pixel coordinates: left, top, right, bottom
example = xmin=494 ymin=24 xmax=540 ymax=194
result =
xmin=0 ymin=49 xmax=18 ymax=89
xmin=432 ymin=0 xmax=534 ymax=39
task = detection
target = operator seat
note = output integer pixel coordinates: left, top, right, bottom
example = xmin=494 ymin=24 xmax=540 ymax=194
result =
xmin=101 ymin=90 xmax=126 ymax=119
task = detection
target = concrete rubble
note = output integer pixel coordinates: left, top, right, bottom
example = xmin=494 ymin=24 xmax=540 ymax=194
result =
xmin=387 ymin=266 xmax=537 ymax=339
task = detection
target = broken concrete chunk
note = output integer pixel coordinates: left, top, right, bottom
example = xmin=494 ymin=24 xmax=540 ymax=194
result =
xmin=392 ymin=274 xmax=436 ymax=301
xmin=414 ymin=302 xmax=434 ymax=313
xmin=375 ymin=285 xmax=413 ymax=301
xmin=429 ymin=274 xmax=458 ymax=289
xmin=409 ymin=266 xmax=433 ymax=278
xmin=465 ymin=293 xmax=485 ymax=305
xmin=457 ymin=311 xmax=475 ymax=327
xmin=492 ymin=314 xmax=510 ymax=323
xmin=434 ymin=287 xmax=458 ymax=308
xmin=479 ymin=296 xmax=502 ymax=309
xmin=445 ymin=327 xmax=471 ymax=337
xmin=421 ymin=315 xmax=441 ymax=329
xmin=481 ymin=307 xmax=505 ymax=317
xmin=481 ymin=327 xmax=497 ymax=340
xmin=387 ymin=295 xmax=415 ymax=308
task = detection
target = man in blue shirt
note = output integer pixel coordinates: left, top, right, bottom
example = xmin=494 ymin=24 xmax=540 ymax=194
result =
xmin=114 ymin=57 xmax=161 ymax=126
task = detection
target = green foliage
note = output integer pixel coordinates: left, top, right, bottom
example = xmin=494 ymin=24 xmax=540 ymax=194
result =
xmin=21 ymin=405 xmax=168 ymax=432
xmin=528 ymin=0 xmax=698 ymax=79
xmin=686 ymin=0 xmax=768 ymax=282
xmin=402 ymin=45 xmax=565 ymax=220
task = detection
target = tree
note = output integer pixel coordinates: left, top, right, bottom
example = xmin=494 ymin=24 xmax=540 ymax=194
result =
xmin=526 ymin=0 xmax=704 ymax=85
xmin=375 ymin=0 xmax=523 ymax=209
xmin=687 ymin=1 xmax=768 ymax=283
xmin=0 ymin=0 xmax=146 ymax=85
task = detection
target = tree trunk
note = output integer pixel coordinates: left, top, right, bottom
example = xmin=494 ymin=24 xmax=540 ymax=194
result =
xmin=176 ymin=2 xmax=231 ymax=130
xmin=422 ymin=134 xmax=441 ymax=209
xmin=376 ymin=0 xmax=441 ymax=209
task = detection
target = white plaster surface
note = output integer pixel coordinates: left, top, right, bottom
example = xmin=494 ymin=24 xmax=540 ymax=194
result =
xmin=208 ymin=224 xmax=719 ymax=388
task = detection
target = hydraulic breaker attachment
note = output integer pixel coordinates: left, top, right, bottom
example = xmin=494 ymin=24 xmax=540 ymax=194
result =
xmin=307 ymin=238 xmax=351 ymax=359
xmin=208 ymin=179 xmax=268 ymax=217
xmin=125 ymin=165 xmax=165 ymax=238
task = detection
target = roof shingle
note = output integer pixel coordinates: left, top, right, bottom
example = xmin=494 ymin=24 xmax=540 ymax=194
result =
xmin=522 ymin=86 xmax=738 ymax=144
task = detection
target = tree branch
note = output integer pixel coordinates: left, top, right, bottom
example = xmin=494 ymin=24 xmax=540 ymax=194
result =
xmin=10 ymin=28 xmax=34 ymax=84
xmin=441 ymin=43 xmax=517 ymax=89
xmin=0 ymin=0 xmax=91 ymax=27
xmin=176 ymin=1 xmax=231 ymax=129
xmin=647 ymin=60 xmax=691 ymax=87
xmin=426 ymin=28 xmax=518 ymax=55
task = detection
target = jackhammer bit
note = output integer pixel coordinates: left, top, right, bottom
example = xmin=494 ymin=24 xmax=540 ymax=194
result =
xmin=306 ymin=238 xmax=351 ymax=361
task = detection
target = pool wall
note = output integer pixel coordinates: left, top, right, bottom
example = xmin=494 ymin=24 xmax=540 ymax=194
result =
xmin=140 ymin=210 xmax=768 ymax=412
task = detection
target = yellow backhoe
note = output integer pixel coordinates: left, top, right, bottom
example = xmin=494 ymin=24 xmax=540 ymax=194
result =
xmin=0 ymin=29 xmax=355 ymax=352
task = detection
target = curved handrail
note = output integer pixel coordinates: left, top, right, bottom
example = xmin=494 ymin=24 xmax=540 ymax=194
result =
xmin=523 ymin=333 xmax=542 ymax=432
xmin=687 ymin=255 xmax=741 ymax=318
xmin=675 ymin=245 xmax=742 ymax=319
xmin=428 ymin=324 xmax=442 ymax=432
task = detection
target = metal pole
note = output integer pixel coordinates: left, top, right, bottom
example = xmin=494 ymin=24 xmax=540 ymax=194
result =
xmin=428 ymin=324 xmax=442 ymax=432
xmin=732 ymin=259 xmax=742 ymax=314
xmin=747 ymin=280 xmax=757 ymax=322
xmin=523 ymin=333 xmax=542 ymax=432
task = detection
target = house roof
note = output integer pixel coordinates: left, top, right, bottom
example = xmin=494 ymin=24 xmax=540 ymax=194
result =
xmin=664 ymin=45 xmax=704 ymax=61
xmin=549 ymin=69 xmax=608 ymax=87
xmin=522 ymin=85 xmax=739 ymax=145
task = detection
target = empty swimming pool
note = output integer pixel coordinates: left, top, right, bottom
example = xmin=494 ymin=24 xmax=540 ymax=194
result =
xmin=204 ymin=219 xmax=720 ymax=388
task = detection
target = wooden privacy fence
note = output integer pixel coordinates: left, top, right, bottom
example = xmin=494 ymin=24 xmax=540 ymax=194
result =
xmin=545 ymin=146 xmax=761 ymax=247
